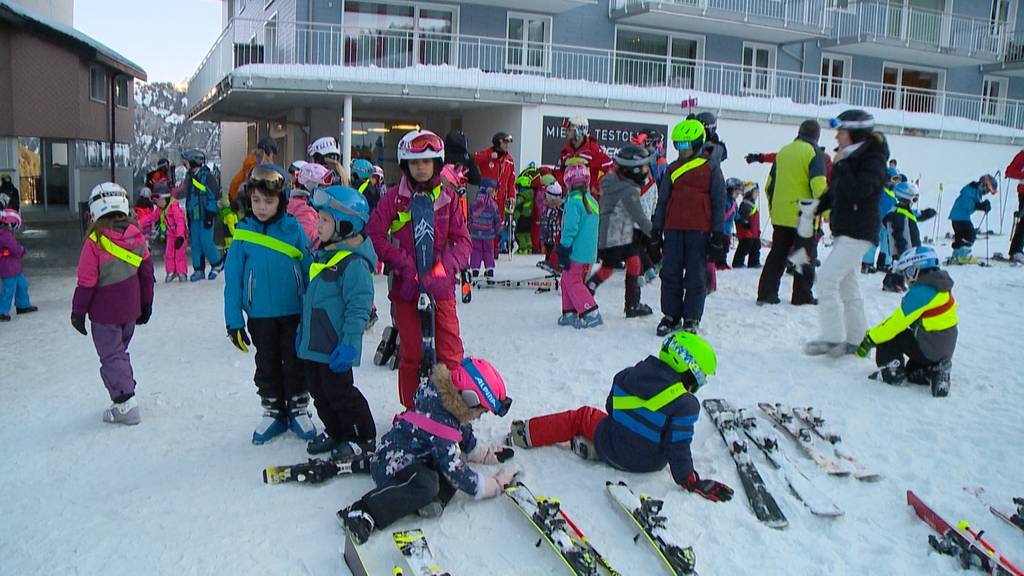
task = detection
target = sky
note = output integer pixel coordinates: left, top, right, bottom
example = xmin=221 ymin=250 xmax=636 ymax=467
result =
xmin=73 ymin=0 xmax=223 ymax=85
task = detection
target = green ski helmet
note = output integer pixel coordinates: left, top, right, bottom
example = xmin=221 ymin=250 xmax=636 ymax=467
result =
xmin=659 ymin=331 xmax=717 ymax=392
xmin=671 ymin=119 xmax=706 ymax=154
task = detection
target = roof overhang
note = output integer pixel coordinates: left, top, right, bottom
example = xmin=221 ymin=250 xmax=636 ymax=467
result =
xmin=981 ymin=60 xmax=1024 ymax=78
xmin=820 ymin=37 xmax=998 ymax=68
xmin=466 ymin=0 xmax=597 ymax=13
xmin=611 ymin=3 xmax=827 ymax=44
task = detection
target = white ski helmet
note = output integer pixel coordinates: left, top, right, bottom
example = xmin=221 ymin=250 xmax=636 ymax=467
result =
xmin=307 ymin=136 xmax=340 ymax=159
xmin=88 ymin=182 xmax=131 ymax=221
xmin=397 ymin=130 xmax=445 ymax=162
xmin=566 ymin=115 xmax=589 ymax=137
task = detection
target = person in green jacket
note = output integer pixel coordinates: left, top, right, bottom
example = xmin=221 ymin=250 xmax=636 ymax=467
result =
xmin=756 ymin=120 xmax=828 ymax=306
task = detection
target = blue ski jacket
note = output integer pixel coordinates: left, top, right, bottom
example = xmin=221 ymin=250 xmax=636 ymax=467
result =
xmin=948 ymin=183 xmax=985 ymax=222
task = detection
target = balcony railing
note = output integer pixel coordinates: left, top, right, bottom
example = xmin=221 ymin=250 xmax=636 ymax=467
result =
xmin=186 ymin=18 xmax=1024 ymax=137
xmin=830 ymin=1 xmax=1003 ymax=60
xmin=611 ymin=0 xmax=830 ymax=31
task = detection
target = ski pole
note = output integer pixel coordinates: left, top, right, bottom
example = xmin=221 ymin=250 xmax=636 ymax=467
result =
xmin=984 ymin=211 xmax=990 ymax=266
xmin=932 ymin=184 xmax=943 ymax=244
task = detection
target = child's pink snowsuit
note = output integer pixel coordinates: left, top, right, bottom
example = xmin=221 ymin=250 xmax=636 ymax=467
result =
xmin=142 ymin=200 xmax=188 ymax=275
xmin=287 ymin=195 xmax=318 ymax=248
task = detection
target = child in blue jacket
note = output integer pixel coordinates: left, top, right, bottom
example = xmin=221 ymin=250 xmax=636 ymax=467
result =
xmin=948 ymin=174 xmax=996 ymax=264
xmin=223 ymin=165 xmax=313 ymax=444
xmin=298 ymin=185 xmax=378 ymax=459
xmin=557 ymin=160 xmax=602 ymax=329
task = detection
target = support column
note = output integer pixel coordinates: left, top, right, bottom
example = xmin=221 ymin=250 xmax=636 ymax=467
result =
xmin=342 ymin=95 xmax=353 ymax=177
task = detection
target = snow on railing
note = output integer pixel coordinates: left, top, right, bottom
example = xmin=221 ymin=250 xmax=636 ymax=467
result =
xmin=185 ymin=18 xmax=1024 ymax=136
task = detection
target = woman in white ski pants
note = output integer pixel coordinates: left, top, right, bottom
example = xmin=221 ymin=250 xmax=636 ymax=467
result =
xmin=816 ymin=236 xmax=873 ymax=348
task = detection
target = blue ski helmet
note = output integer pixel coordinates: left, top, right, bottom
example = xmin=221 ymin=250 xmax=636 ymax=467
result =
xmin=351 ymin=158 xmax=374 ymax=182
xmin=893 ymin=246 xmax=939 ymax=282
xmin=312 ymin=185 xmax=369 ymax=240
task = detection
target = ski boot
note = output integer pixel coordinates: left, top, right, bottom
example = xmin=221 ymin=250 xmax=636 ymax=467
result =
xmin=576 ymin=309 xmax=603 ymax=329
xmin=558 ymin=312 xmax=578 ymax=327
xmin=682 ymin=319 xmax=700 ymax=334
xmin=869 ymin=360 xmax=906 ymax=385
xmin=189 ymin=269 xmax=206 ymax=282
xmin=373 ymin=326 xmax=398 ymax=366
xmin=252 ymin=398 xmax=288 ymax=445
xmin=0 ymin=314 xmax=10 ymax=322
xmin=1013 ymin=253 xmax=1024 ymax=264
xmin=928 ymin=359 xmax=952 ymax=397
xmin=656 ymin=316 xmax=681 ymax=337
xmin=757 ymin=296 xmax=781 ymax=306
xmin=416 ymin=499 xmax=445 ymax=518
xmin=16 ymin=306 xmax=37 ymax=314
xmin=625 ymin=303 xmax=653 ymax=318
xmin=102 ymin=396 xmax=140 ymax=425
xmin=804 ymin=340 xmax=845 ymax=356
xmin=338 ymin=504 xmax=375 ymax=545
xmin=288 ymin=395 xmax=317 ymax=440
xmin=387 ymin=336 xmax=400 ymax=371
xmin=207 ymin=258 xmax=225 ymax=280
xmin=165 ymin=272 xmax=174 ymax=283
xmin=570 ymin=436 xmax=601 ymax=461
xmin=484 ymin=268 xmax=494 ymax=278
xmin=861 ymin=262 xmax=876 ymax=274
xmin=307 ymin=432 xmax=341 ymax=455
xmin=506 ymin=420 xmax=531 ymax=449
xmin=330 ymin=439 xmax=376 ymax=462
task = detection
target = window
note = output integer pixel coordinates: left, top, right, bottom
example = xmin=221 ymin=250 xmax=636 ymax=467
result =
xmin=827 ymin=0 xmax=853 ymax=10
xmin=89 ymin=66 xmax=106 ymax=103
xmin=114 ymin=76 xmax=129 ymax=108
xmin=990 ymin=0 xmax=1012 ymax=33
xmin=881 ymin=62 xmax=944 ymax=114
xmin=343 ymin=2 xmax=457 ymax=67
xmin=507 ymin=13 xmax=551 ymax=71
xmin=982 ymin=75 xmax=1009 ymax=120
xmin=742 ymin=42 xmax=775 ymax=95
xmin=614 ymin=27 xmax=703 ymax=88
xmin=819 ymin=54 xmax=851 ymax=103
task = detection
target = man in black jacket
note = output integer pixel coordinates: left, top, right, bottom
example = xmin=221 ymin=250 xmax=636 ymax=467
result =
xmin=806 ymin=110 xmax=889 ymax=357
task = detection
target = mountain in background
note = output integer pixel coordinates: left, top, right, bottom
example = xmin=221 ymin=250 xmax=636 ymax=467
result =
xmin=132 ymin=81 xmax=219 ymax=185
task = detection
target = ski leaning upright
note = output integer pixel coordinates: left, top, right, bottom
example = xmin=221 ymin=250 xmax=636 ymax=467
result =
xmin=735 ymin=408 xmax=843 ymax=518
xmin=791 ymin=406 xmax=882 ymax=482
xmin=393 ymin=529 xmax=451 ymax=576
xmin=505 ymin=480 xmax=617 ymax=575
xmin=702 ymin=399 xmax=788 ymax=529
xmin=605 ymin=481 xmax=698 ymax=575
xmin=410 ymin=191 xmax=437 ymax=378
xmin=758 ymin=402 xmax=850 ymax=477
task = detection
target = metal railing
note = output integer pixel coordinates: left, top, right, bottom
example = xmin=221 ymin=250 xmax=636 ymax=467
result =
xmin=829 ymin=1 xmax=1002 ymax=59
xmin=186 ymin=18 xmax=1024 ymax=135
xmin=611 ymin=0 xmax=830 ymax=31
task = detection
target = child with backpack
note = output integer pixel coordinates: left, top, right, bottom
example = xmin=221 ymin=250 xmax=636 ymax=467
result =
xmin=71 ymin=183 xmax=155 ymax=424
xmin=556 ymin=160 xmax=602 ymax=329
xmin=0 ymin=209 xmax=35 ymax=321
xmin=223 ymin=165 xmax=314 ymax=444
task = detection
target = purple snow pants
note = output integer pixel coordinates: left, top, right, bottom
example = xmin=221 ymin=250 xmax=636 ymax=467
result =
xmin=91 ymin=322 xmax=137 ymax=402
xmin=469 ymin=237 xmax=496 ymax=270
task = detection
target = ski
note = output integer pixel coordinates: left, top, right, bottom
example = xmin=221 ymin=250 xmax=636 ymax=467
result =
xmin=702 ymin=399 xmax=788 ymax=529
xmin=908 ymin=489 xmax=1024 ymax=576
xmin=758 ymin=402 xmax=850 ymax=477
xmin=990 ymin=499 xmax=1024 ymax=535
xmin=343 ymin=532 xmax=370 ymax=576
xmin=262 ymin=455 xmax=368 ymax=485
xmin=373 ymin=325 xmax=398 ymax=366
xmin=392 ymin=529 xmax=451 ymax=576
xmin=410 ymin=191 xmax=437 ymax=379
xmin=505 ymin=480 xmax=614 ymax=575
xmin=992 ymin=253 xmax=1023 ymax=267
xmin=790 ymin=406 xmax=882 ymax=482
xmin=605 ymin=481 xmax=698 ymax=576
xmin=460 ymin=268 xmax=473 ymax=303
xmin=736 ymin=408 xmax=843 ymax=518
xmin=473 ymin=275 xmax=559 ymax=292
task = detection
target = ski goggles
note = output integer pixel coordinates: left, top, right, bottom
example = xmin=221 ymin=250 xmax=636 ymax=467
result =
xmin=662 ymin=339 xmax=708 ymax=393
xmin=457 ymin=358 xmax=512 ymax=417
xmin=312 ymin=152 xmax=341 ymax=163
xmin=501 ymin=135 xmax=514 ymax=143
xmin=829 ymin=117 xmax=875 ymax=130
xmin=405 ymin=132 xmax=445 ymax=155
xmin=310 ymin=187 xmax=365 ymax=220
xmin=248 ymin=165 xmax=285 ymax=193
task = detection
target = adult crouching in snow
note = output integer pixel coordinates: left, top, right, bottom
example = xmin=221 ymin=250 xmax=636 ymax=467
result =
xmin=805 ymin=110 xmax=888 ymax=357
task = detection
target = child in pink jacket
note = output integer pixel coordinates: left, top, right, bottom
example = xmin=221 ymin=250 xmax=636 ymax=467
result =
xmin=293 ymin=162 xmax=331 ymax=248
xmin=72 ymin=183 xmax=156 ymax=425
xmin=143 ymin=184 xmax=189 ymax=282
xmin=0 ymin=209 xmax=36 ymax=321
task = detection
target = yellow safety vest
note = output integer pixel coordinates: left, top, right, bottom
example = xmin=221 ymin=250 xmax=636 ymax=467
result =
xmin=568 ymin=190 xmax=598 ymax=214
xmin=669 ymin=157 xmax=708 ymax=183
xmin=309 ymin=250 xmax=352 ymax=281
xmin=192 ymin=178 xmax=207 ymax=192
xmin=357 ymin=180 xmax=369 ymax=195
xmin=389 ymin=185 xmax=442 ymax=234
xmin=89 ymin=232 xmax=142 ymax=268
xmin=232 ymin=229 xmax=303 ymax=260
xmin=611 ymin=382 xmax=688 ymax=412
xmin=896 ymin=207 xmax=918 ymax=222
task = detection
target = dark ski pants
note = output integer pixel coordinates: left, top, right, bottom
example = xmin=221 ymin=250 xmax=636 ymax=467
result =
xmin=951 ymin=220 xmax=976 ymax=250
xmin=304 ymin=362 xmax=375 ymax=443
xmin=91 ymin=321 xmax=136 ymax=403
xmin=1011 ymin=196 xmax=1024 ymax=255
xmin=757 ymin=225 xmax=816 ymax=304
xmin=660 ymin=230 xmax=708 ymax=322
xmin=875 ymin=330 xmax=933 ymax=370
xmin=189 ymin=220 xmax=221 ymax=271
xmin=248 ymin=315 xmax=306 ymax=411
xmin=360 ymin=464 xmax=458 ymax=530
xmin=732 ymin=238 xmax=761 ymax=268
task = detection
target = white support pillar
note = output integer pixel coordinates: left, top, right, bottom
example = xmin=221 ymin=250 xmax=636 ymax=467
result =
xmin=342 ymin=95 xmax=353 ymax=177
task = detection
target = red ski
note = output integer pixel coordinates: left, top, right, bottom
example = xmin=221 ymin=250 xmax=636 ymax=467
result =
xmin=907 ymin=490 xmax=1024 ymax=576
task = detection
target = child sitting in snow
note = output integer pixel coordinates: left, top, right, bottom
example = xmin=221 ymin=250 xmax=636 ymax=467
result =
xmin=467 ymin=178 xmax=503 ymax=278
xmin=556 ymin=159 xmax=602 ymax=329
xmin=339 ymin=359 xmax=515 ymax=544
xmin=855 ymin=246 xmax=957 ymax=397
xmin=508 ymin=331 xmax=733 ymax=502
xmin=0 ymin=208 xmax=35 ymax=322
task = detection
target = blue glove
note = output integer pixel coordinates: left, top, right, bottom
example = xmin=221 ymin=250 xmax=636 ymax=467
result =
xmin=329 ymin=343 xmax=358 ymax=373
xmin=556 ymin=244 xmax=572 ymax=271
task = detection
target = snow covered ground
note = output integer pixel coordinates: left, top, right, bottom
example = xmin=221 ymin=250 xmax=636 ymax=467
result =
xmin=2 ymin=249 xmax=1023 ymax=576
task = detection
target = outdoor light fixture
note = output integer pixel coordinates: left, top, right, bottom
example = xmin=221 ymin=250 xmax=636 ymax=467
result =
xmin=391 ymin=124 xmax=421 ymax=131
xmin=367 ymin=128 xmax=389 ymax=133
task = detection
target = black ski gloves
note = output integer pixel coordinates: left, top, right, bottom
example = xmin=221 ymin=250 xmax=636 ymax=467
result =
xmin=228 ymin=327 xmax=250 ymax=353
xmin=71 ymin=315 xmax=87 ymax=336
xmin=174 ymin=236 xmax=185 ymax=250
xmin=744 ymin=153 xmax=764 ymax=164
xmin=136 ymin=303 xmax=152 ymax=325
xmin=684 ymin=471 xmax=734 ymax=502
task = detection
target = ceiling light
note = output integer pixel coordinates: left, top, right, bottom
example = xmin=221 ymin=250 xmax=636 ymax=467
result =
xmin=391 ymin=124 xmax=421 ymax=131
xmin=367 ymin=128 xmax=389 ymax=133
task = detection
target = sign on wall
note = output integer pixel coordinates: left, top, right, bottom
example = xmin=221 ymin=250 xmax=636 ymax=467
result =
xmin=540 ymin=116 xmax=667 ymax=166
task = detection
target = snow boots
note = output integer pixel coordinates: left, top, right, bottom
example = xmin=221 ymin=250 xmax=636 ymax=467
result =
xmin=682 ymin=319 xmax=700 ymax=334
xmin=207 ymin=258 xmax=225 ymax=280
xmin=624 ymin=275 xmax=653 ymax=318
xmin=288 ymin=395 xmax=317 ymax=440
xmin=103 ymin=396 xmax=140 ymax=425
xmin=507 ymin=420 xmax=531 ymax=449
xmin=576 ymin=309 xmax=604 ymax=329
xmin=656 ymin=316 xmax=681 ymax=337
xmin=253 ymin=397 xmax=289 ymax=445
xmin=330 ymin=439 xmax=376 ymax=462
xmin=870 ymin=360 xmax=906 ymax=385
xmin=907 ymin=359 xmax=952 ymax=397
xmin=557 ymin=312 xmax=578 ymax=327
xmin=189 ymin=269 xmax=206 ymax=282
xmin=570 ymin=436 xmax=601 ymax=461
xmin=307 ymin=432 xmax=341 ymax=455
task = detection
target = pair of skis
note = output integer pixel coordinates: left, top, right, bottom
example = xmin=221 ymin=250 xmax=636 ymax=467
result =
xmin=908 ymin=490 xmax=1024 ymax=576
xmin=473 ymin=274 xmax=559 ymax=292
xmin=505 ymin=480 xmax=696 ymax=576
xmin=344 ymin=528 xmax=450 ymax=576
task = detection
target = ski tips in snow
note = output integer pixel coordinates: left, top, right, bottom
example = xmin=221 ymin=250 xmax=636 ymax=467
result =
xmin=393 ymin=529 xmax=451 ymax=576
xmin=605 ymin=480 xmax=698 ymax=576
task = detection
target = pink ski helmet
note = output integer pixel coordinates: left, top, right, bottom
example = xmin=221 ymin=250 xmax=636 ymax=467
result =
xmin=563 ymin=161 xmax=590 ymax=190
xmin=451 ymin=358 xmax=512 ymax=417
xmin=0 ymin=208 xmax=21 ymax=230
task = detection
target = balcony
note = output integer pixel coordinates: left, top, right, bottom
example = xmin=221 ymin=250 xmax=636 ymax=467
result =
xmin=463 ymin=0 xmax=598 ymax=13
xmin=824 ymin=1 xmax=1003 ymax=67
xmin=609 ymin=0 xmax=830 ymax=44
xmin=982 ymin=30 xmax=1024 ymax=77
xmin=186 ymin=18 xmax=1024 ymax=141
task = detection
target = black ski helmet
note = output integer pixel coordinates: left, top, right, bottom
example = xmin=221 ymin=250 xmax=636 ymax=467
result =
xmin=831 ymin=109 xmax=875 ymax=142
xmin=696 ymin=112 xmax=718 ymax=135
xmin=492 ymin=132 xmax=512 ymax=148
xmin=613 ymin=144 xmax=654 ymax=184
xmin=181 ymin=148 xmax=206 ymax=168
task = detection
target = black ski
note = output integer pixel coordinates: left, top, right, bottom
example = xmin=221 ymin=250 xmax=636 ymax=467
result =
xmin=605 ymin=481 xmax=698 ymax=575
xmin=473 ymin=274 xmax=559 ymax=292
xmin=410 ymin=192 xmax=436 ymax=378
xmin=702 ymin=398 xmax=788 ymax=529
xmin=262 ymin=455 xmax=368 ymax=485
xmin=373 ymin=325 xmax=398 ymax=366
